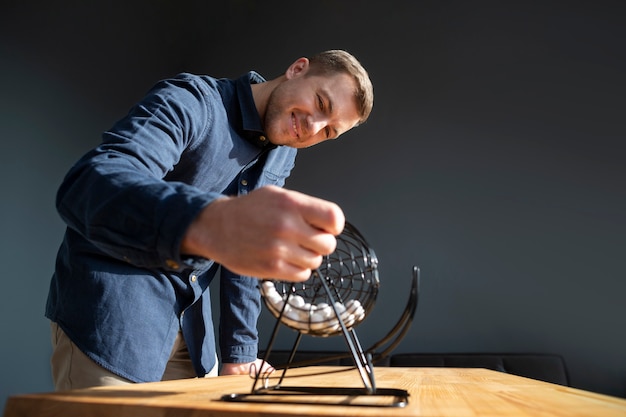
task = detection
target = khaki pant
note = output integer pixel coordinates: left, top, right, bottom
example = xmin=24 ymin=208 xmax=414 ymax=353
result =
xmin=50 ymin=322 xmax=218 ymax=390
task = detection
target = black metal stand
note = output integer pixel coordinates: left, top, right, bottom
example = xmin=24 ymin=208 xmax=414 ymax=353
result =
xmin=221 ymin=267 xmax=420 ymax=408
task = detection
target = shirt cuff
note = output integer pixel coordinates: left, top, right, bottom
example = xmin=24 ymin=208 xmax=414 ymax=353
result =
xmin=221 ymin=344 xmax=258 ymax=364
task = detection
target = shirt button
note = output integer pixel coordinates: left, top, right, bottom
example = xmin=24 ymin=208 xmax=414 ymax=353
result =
xmin=241 ymin=179 xmax=248 ymax=186
xmin=190 ymin=275 xmax=197 ymax=283
xmin=166 ymin=259 xmax=180 ymax=269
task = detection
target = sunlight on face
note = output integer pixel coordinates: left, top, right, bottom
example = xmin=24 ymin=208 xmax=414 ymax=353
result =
xmin=264 ymin=73 xmax=361 ymax=148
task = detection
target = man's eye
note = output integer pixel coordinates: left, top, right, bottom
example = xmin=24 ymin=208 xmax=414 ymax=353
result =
xmin=317 ymin=95 xmax=324 ymax=110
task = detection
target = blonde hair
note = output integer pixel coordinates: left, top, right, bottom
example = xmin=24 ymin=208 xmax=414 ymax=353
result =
xmin=307 ymin=50 xmax=374 ymax=125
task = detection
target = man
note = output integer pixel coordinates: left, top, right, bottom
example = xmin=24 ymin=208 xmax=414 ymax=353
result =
xmin=46 ymin=49 xmax=374 ymax=389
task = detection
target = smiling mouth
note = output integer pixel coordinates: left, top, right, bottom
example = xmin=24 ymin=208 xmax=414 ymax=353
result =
xmin=291 ymin=113 xmax=299 ymax=138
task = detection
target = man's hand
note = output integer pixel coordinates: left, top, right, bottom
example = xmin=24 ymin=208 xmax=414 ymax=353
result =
xmin=220 ymin=359 xmax=275 ymax=377
xmin=181 ymin=185 xmax=345 ymax=282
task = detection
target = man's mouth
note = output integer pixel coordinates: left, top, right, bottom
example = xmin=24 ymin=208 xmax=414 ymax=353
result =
xmin=291 ymin=113 xmax=299 ymax=138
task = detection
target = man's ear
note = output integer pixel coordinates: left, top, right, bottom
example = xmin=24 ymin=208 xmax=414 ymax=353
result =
xmin=285 ymin=57 xmax=310 ymax=79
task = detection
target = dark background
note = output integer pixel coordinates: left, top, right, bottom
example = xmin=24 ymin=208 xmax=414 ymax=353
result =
xmin=1 ymin=0 xmax=625 ymax=409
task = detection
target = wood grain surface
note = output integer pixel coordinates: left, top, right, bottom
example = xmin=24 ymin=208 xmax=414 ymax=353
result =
xmin=4 ymin=366 xmax=626 ymax=417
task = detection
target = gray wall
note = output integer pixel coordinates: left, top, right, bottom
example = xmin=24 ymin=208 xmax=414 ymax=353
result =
xmin=1 ymin=0 xmax=625 ymax=409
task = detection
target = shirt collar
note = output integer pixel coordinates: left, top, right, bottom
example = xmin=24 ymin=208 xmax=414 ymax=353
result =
xmin=236 ymin=71 xmax=275 ymax=149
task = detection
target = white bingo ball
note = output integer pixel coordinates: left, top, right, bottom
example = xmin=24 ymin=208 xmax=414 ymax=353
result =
xmin=309 ymin=309 xmax=329 ymax=331
xmin=309 ymin=310 xmax=325 ymax=323
xmin=284 ymin=306 xmax=301 ymax=322
xmin=317 ymin=304 xmax=333 ymax=320
xmin=345 ymin=299 xmax=366 ymax=322
xmin=326 ymin=318 xmax=340 ymax=333
xmin=345 ymin=299 xmax=360 ymax=313
xmin=295 ymin=307 xmax=310 ymax=324
xmin=271 ymin=298 xmax=284 ymax=312
xmin=266 ymin=292 xmax=283 ymax=307
xmin=333 ymin=301 xmax=346 ymax=315
xmin=287 ymin=294 xmax=305 ymax=309
xmin=261 ymin=280 xmax=275 ymax=292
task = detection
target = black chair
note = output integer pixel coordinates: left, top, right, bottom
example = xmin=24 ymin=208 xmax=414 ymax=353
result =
xmin=389 ymin=353 xmax=570 ymax=386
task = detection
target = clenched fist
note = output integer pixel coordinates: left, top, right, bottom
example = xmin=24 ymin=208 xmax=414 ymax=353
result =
xmin=181 ymin=185 xmax=345 ymax=282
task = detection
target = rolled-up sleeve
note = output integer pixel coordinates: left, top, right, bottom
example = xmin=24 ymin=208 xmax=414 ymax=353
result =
xmin=218 ymin=267 xmax=261 ymax=364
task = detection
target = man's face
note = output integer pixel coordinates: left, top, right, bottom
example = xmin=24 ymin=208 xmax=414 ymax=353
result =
xmin=264 ymin=72 xmax=361 ymax=148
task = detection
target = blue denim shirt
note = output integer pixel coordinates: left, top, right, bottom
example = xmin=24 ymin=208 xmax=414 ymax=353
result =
xmin=45 ymin=72 xmax=297 ymax=382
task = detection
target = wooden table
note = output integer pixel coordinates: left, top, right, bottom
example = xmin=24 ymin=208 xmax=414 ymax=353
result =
xmin=4 ymin=366 xmax=626 ymax=416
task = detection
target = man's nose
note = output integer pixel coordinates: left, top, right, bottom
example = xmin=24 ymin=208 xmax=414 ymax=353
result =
xmin=306 ymin=114 xmax=328 ymax=136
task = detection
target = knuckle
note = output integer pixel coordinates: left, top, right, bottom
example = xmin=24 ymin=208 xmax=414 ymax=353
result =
xmin=309 ymin=254 xmax=324 ymax=269
xmin=262 ymin=255 xmax=283 ymax=275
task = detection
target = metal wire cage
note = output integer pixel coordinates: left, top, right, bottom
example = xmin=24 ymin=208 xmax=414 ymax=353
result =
xmin=220 ymin=221 xmax=420 ymax=407
xmin=260 ymin=222 xmax=379 ymax=337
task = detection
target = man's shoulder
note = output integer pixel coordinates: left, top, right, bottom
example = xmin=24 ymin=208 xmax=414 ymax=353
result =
xmin=144 ymin=73 xmax=229 ymax=109
xmin=166 ymin=72 xmax=223 ymax=89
